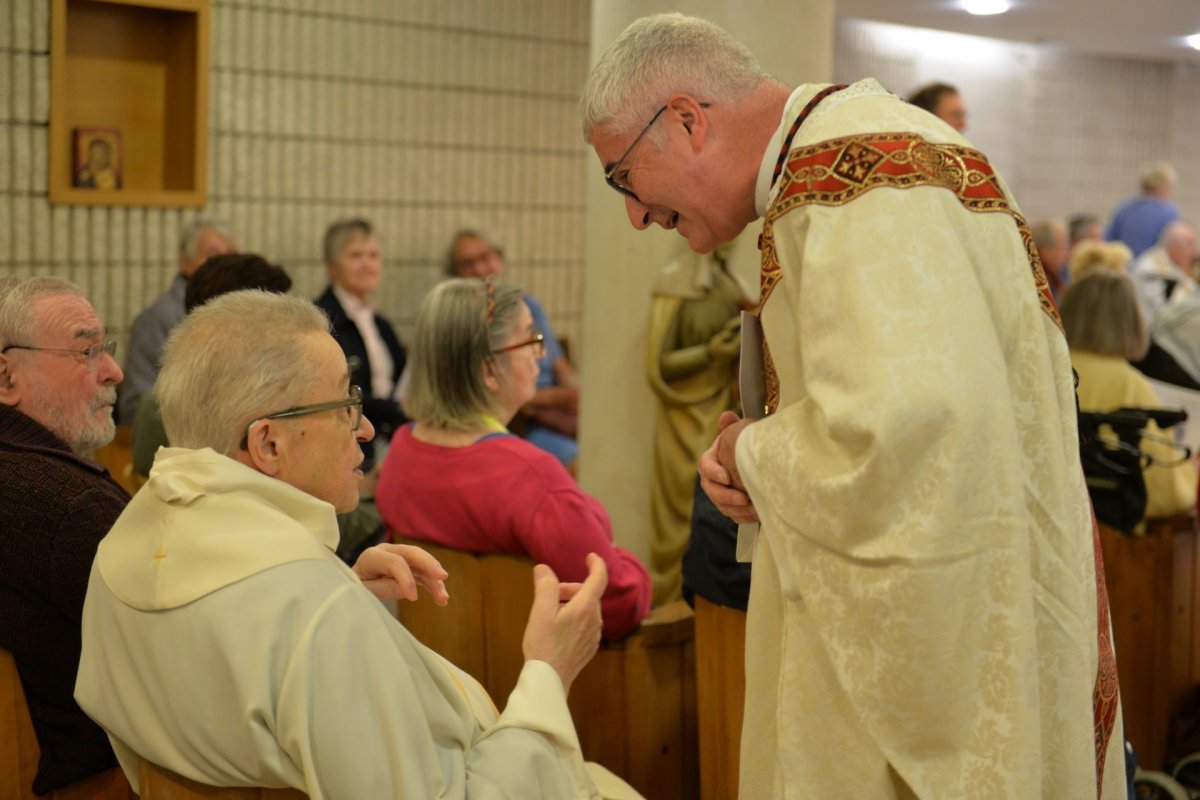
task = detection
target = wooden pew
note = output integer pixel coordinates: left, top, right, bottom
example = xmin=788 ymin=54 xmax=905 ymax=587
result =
xmin=1099 ymin=515 xmax=1200 ymax=770
xmin=395 ymin=541 xmax=698 ymax=800
xmin=138 ymin=760 xmax=307 ymax=799
xmin=693 ymin=596 xmax=746 ymax=800
xmin=0 ymin=649 xmax=134 ymax=800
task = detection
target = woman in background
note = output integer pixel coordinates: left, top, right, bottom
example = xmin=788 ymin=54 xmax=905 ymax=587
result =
xmin=376 ymin=278 xmax=651 ymax=640
xmin=1059 ymin=268 xmax=1195 ymax=520
xmin=316 ymin=218 xmax=406 ymax=469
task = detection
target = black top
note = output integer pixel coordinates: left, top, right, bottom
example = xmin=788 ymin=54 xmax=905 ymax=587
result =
xmin=315 ymin=287 xmax=408 ymax=468
xmin=0 ymin=405 xmax=127 ymax=793
xmin=682 ymin=476 xmax=752 ymax=612
xmin=1131 ymin=341 xmax=1200 ymax=391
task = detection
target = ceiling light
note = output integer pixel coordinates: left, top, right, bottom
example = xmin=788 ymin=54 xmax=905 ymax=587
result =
xmin=962 ymin=0 xmax=1010 ymax=14
xmin=1187 ymin=33 xmax=1200 ymax=51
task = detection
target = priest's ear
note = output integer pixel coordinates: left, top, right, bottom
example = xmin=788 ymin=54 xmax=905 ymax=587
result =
xmin=239 ymin=418 xmax=283 ymax=477
xmin=666 ymin=94 xmax=710 ymax=152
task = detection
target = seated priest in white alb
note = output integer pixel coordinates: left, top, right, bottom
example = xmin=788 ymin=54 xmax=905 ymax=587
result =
xmin=75 ymin=290 xmax=641 ymax=800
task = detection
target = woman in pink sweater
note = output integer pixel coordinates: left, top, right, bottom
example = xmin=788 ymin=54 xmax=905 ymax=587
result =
xmin=377 ymin=278 xmax=651 ymax=640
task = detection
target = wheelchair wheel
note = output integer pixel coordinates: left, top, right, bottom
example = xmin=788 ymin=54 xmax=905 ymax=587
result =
xmin=1172 ymin=752 xmax=1200 ymax=792
xmin=1135 ymin=768 xmax=1190 ymax=800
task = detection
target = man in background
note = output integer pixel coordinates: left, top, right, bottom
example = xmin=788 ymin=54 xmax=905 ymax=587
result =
xmin=1131 ymin=220 xmax=1199 ymax=323
xmin=907 ymin=81 xmax=968 ymax=132
xmin=1031 ymin=218 xmax=1071 ymax=301
xmin=1107 ymin=161 xmax=1180 ymax=257
xmin=0 ymin=276 xmax=127 ymax=795
xmin=1069 ymin=212 xmax=1102 ymax=250
xmin=119 ymin=216 xmax=237 ymax=422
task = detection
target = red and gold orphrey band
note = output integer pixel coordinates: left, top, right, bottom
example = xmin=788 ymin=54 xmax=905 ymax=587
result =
xmin=755 ymin=130 xmax=1119 ymax=789
xmin=757 ymin=133 xmax=1061 ymax=414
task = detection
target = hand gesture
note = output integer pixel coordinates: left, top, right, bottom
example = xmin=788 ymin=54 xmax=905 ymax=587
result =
xmin=353 ymin=543 xmax=450 ymax=605
xmin=699 ymin=410 xmax=759 ymax=524
xmin=522 ymin=553 xmax=608 ymax=694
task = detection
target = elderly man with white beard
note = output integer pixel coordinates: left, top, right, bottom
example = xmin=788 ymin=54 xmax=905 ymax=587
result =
xmin=0 ymin=275 xmax=128 ymax=795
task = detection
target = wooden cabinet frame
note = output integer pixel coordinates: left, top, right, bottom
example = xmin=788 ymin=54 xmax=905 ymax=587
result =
xmin=49 ymin=0 xmax=210 ymax=207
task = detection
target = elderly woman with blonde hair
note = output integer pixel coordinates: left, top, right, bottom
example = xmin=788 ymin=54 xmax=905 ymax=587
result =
xmin=1059 ymin=269 xmax=1195 ymax=520
xmin=376 ymin=278 xmax=652 ymax=640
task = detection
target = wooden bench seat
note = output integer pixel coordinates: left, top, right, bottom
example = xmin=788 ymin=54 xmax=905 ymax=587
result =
xmin=395 ymin=540 xmax=698 ymax=800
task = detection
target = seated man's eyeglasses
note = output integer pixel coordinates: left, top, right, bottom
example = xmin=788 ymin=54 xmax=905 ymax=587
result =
xmin=241 ymin=385 xmax=363 ymax=450
xmin=604 ymin=102 xmax=710 ymax=204
xmin=1 ymin=340 xmax=117 ymax=370
xmin=454 ymin=247 xmax=503 ymax=273
xmin=495 ymin=331 xmax=545 ymax=359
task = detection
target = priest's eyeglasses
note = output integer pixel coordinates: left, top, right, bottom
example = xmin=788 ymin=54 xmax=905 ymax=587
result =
xmin=241 ymin=385 xmax=363 ymax=449
xmin=495 ymin=331 xmax=545 ymax=359
xmin=1 ymin=340 xmax=117 ymax=370
xmin=604 ymin=103 xmax=710 ymax=204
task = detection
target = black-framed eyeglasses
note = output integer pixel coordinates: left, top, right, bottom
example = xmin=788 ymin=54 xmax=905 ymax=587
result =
xmin=241 ymin=385 xmax=363 ymax=450
xmin=604 ymin=103 xmax=710 ymax=204
xmin=1 ymin=340 xmax=117 ymax=369
xmin=495 ymin=330 xmax=545 ymax=359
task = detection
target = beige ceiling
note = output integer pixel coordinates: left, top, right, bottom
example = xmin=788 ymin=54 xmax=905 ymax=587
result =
xmin=836 ymin=0 xmax=1200 ymax=63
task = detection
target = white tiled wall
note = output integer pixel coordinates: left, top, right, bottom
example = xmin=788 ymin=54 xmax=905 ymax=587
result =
xmin=835 ymin=18 xmax=1200 ymax=229
xmin=0 ymin=0 xmax=591 ymax=360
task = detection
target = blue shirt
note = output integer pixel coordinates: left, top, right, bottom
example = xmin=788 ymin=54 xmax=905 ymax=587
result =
xmin=523 ymin=293 xmax=563 ymax=389
xmin=1106 ymin=196 xmax=1179 ymax=257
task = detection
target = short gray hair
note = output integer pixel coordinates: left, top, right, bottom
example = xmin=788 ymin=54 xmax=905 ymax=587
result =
xmin=157 ymin=291 xmax=330 ymax=455
xmin=179 ymin=216 xmax=236 ymax=262
xmin=1029 ymin=218 xmax=1066 ymax=249
xmin=1161 ymin=220 xmax=1195 ymax=248
xmin=579 ymin=13 xmax=768 ymax=143
xmin=1140 ymin=161 xmax=1177 ymax=193
xmin=0 ymin=276 xmax=83 ymax=349
xmin=405 ymin=278 xmax=526 ymax=430
xmin=323 ymin=218 xmax=374 ymax=266
xmin=1059 ymin=269 xmax=1148 ymax=360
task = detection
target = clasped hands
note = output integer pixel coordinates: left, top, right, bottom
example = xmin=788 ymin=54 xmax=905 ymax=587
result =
xmin=353 ymin=543 xmax=608 ymax=693
xmin=699 ymin=410 xmax=759 ymax=524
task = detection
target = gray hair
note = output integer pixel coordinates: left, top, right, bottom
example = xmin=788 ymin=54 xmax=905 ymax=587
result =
xmin=0 ymin=276 xmax=83 ymax=349
xmin=179 ymin=216 xmax=236 ymax=262
xmin=1029 ymin=218 xmax=1067 ymax=249
xmin=1067 ymin=213 xmax=1099 ymax=245
xmin=1059 ymin=269 xmax=1148 ymax=360
xmin=1140 ymin=161 xmax=1177 ymax=193
xmin=157 ymin=291 xmax=330 ymax=455
xmin=1161 ymin=220 xmax=1195 ymax=248
xmin=323 ymin=218 xmax=374 ymax=266
xmin=579 ymin=12 xmax=768 ymax=143
xmin=443 ymin=228 xmax=502 ymax=277
xmin=405 ymin=278 xmax=526 ymax=430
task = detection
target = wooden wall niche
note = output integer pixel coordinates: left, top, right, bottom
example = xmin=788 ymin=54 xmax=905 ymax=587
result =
xmin=49 ymin=0 xmax=210 ymax=207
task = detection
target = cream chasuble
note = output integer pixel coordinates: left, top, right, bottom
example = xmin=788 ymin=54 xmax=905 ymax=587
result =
xmin=735 ymin=80 xmax=1125 ymax=798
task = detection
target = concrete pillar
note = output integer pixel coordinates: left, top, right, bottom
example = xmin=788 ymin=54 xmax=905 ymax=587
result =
xmin=578 ymin=1 xmax=836 ymax=562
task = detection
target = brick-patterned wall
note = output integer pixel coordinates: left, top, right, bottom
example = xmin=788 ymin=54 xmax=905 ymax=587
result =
xmin=0 ymin=0 xmax=590 ymax=366
xmin=834 ymin=18 xmax=1200 ymax=229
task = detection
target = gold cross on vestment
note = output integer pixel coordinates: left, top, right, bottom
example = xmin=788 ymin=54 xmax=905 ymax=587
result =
xmin=154 ymin=541 xmax=167 ymax=566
